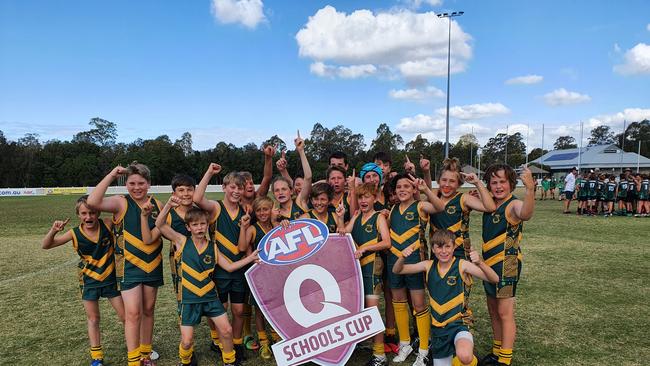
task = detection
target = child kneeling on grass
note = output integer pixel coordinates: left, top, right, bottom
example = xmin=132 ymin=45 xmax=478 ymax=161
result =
xmin=392 ymin=229 xmax=498 ymax=366
xmin=152 ymin=196 xmax=258 ymax=366
xmin=42 ymin=195 xmax=126 ymax=366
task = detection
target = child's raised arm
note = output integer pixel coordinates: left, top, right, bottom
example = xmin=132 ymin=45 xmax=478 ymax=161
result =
xmin=420 ymin=155 xmax=433 ymax=191
xmin=276 ymin=150 xmax=294 ymax=188
xmin=217 ymin=248 xmax=259 ymax=272
xmin=392 ymin=246 xmax=429 ymax=275
xmin=409 ymin=174 xmax=444 ymax=214
xmin=511 ymin=166 xmax=536 ymax=222
xmin=462 ymin=250 xmax=499 ymax=284
xmin=461 ymin=172 xmax=496 ymax=213
xmin=237 ymin=207 xmax=253 ymax=252
xmin=295 ymin=131 xmax=313 ymax=209
xmin=335 ymin=203 xmax=353 ymax=234
xmin=140 ymin=201 xmax=163 ymax=245
xmin=257 ymin=144 xmax=276 ymax=198
xmin=194 ymin=163 xmax=221 ymax=218
xmin=155 ymin=197 xmax=185 ymax=250
xmin=42 ymin=218 xmax=72 ymax=249
xmin=87 ymin=166 xmax=127 ymax=215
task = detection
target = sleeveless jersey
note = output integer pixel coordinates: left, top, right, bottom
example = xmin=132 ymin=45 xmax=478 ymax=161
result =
xmin=71 ymin=220 xmax=116 ymax=288
xmin=482 ymin=195 xmax=523 ymax=296
xmin=351 ymin=212 xmax=380 ymax=270
xmin=429 ymin=192 xmax=470 ymax=259
xmin=640 ymin=179 xmax=649 ymax=200
xmin=426 ymin=258 xmax=471 ymax=328
xmin=176 ymin=237 xmax=218 ymax=304
xmin=388 ymin=201 xmax=428 ymax=265
xmin=577 ymin=178 xmax=587 ymax=198
xmin=210 ymin=201 xmax=244 ymax=280
xmin=113 ymin=195 xmax=163 ymax=284
xmin=278 ymin=200 xmax=306 ymax=221
xmin=605 ymin=182 xmax=617 ymax=200
xmin=373 ymin=192 xmax=390 ymax=212
xmin=166 ymin=208 xmax=190 ymax=297
xmin=307 ymin=210 xmax=338 ymax=233
xmin=329 ymin=192 xmax=351 ymax=222
xmin=587 ymin=179 xmax=597 ymax=197
xmin=597 ymin=180 xmax=605 ymax=199
xmin=617 ymin=180 xmax=629 ymax=198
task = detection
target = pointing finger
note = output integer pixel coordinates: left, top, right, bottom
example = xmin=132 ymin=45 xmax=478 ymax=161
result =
xmin=297 ymin=129 xmax=301 ymax=139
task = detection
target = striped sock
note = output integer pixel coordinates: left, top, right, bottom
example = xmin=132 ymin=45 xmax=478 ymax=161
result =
xmin=415 ymin=308 xmax=430 ymax=352
xmin=127 ymin=349 xmax=141 ymax=366
xmin=210 ymin=329 xmax=221 ymax=347
xmin=492 ymin=339 xmax=502 ymax=357
xmin=452 ymin=355 xmax=478 ymax=366
xmin=258 ymin=330 xmax=269 ymax=345
xmin=373 ymin=341 xmax=385 ymax=357
xmin=498 ymin=348 xmax=513 ymax=365
xmin=392 ymin=301 xmax=411 ymax=344
xmin=233 ymin=337 xmax=243 ymax=346
xmin=179 ymin=343 xmax=193 ymax=365
xmin=90 ymin=345 xmax=103 ymax=361
xmin=223 ymin=349 xmax=236 ymax=364
xmin=139 ymin=343 xmax=152 ymax=359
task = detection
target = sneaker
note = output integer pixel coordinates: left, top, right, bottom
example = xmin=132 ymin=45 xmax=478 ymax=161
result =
xmin=384 ymin=334 xmax=399 ymax=354
xmin=409 ymin=336 xmax=420 ymax=351
xmin=260 ymin=343 xmax=273 ymax=360
xmin=393 ymin=343 xmax=413 ymax=363
xmin=150 ymin=350 xmax=159 ymax=361
xmin=142 ymin=357 xmax=156 ymax=366
xmin=480 ymin=353 xmax=499 ymax=366
xmin=412 ymin=351 xmax=428 ymax=366
xmin=366 ymin=355 xmax=388 ymax=366
xmin=234 ymin=344 xmax=247 ymax=362
xmin=210 ymin=340 xmax=222 ymax=355
xmin=90 ymin=360 xmax=104 ymax=366
xmin=244 ymin=335 xmax=260 ymax=350
xmin=178 ymin=354 xmax=197 ymax=366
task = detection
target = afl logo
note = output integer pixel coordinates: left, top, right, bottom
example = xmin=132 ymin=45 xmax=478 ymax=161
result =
xmin=257 ymin=219 xmax=329 ymax=265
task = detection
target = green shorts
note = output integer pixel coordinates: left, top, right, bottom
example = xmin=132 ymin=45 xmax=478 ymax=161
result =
xmin=81 ymin=283 xmax=120 ymax=301
xmin=483 ymin=258 xmax=522 ymax=298
xmin=387 ymin=261 xmax=425 ymax=290
xmin=178 ymin=300 xmax=226 ymax=326
xmin=119 ymin=278 xmax=164 ymax=291
xmin=431 ymin=321 xmax=472 ymax=359
xmin=216 ymin=276 xmax=249 ymax=304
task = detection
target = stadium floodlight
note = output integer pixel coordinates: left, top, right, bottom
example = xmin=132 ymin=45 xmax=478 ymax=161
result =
xmin=437 ymin=10 xmax=465 ymax=159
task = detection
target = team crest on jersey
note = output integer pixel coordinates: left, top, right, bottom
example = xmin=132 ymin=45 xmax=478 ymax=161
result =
xmin=405 ymin=212 xmax=415 ymax=221
xmin=203 ymin=254 xmax=213 ymax=264
xmin=447 ymin=276 xmax=457 ymax=286
xmin=364 ymin=224 xmax=373 ymax=233
xmin=101 ymin=236 xmax=111 ymax=247
xmin=492 ymin=214 xmax=501 ymax=224
xmin=257 ymin=219 xmax=329 ymax=265
xmin=446 ymin=206 xmax=457 ymax=215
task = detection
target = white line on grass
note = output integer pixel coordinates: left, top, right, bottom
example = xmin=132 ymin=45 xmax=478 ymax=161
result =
xmin=0 ymin=258 xmax=77 ymax=286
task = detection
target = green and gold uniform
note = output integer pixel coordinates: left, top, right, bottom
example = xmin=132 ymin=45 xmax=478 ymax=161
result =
xmin=482 ymin=195 xmax=523 ymax=298
xmin=605 ymin=181 xmax=617 ymax=202
xmin=166 ymin=208 xmax=190 ymax=299
xmin=425 ymin=258 xmax=472 ymax=358
xmin=640 ymin=179 xmax=649 ymax=201
xmin=330 ymin=192 xmax=351 ymax=222
xmin=210 ymin=201 xmax=247 ymax=304
xmin=429 ymin=192 xmax=471 ymax=259
xmin=176 ymin=237 xmax=225 ymax=326
xmin=351 ymin=212 xmax=382 ymax=296
xmin=597 ymin=180 xmax=606 ymax=201
xmin=587 ymin=179 xmax=598 ymax=200
xmin=576 ymin=178 xmax=587 ymax=201
xmin=113 ymin=195 xmax=163 ymax=290
xmin=307 ymin=210 xmax=338 ymax=234
xmin=247 ymin=222 xmax=269 ymax=306
xmin=71 ymin=220 xmax=120 ymax=300
xmin=388 ymin=201 xmax=428 ymax=290
xmin=617 ymin=180 xmax=629 ymax=200
xmin=277 ymin=200 xmax=307 ymax=221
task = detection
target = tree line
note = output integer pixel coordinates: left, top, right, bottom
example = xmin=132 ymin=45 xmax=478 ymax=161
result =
xmin=1 ymin=118 xmax=648 ymax=187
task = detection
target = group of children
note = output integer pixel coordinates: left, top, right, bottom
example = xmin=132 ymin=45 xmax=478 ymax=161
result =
xmin=573 ymin=171 xmax=649 ymax=217
xmin=43 ymin=132 xmax=536 ymax=366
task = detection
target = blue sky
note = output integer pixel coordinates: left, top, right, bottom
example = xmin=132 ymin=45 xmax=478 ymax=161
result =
xmin=1 ymin=0 xmax=649 ymax=152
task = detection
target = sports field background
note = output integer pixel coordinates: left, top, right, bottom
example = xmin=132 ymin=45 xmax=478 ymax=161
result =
xmin=1 ymin=191 xmax=648 ymax=365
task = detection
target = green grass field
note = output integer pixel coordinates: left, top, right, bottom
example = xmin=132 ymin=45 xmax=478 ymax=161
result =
xmin=1 ymin=192 xmax=649 ymax=366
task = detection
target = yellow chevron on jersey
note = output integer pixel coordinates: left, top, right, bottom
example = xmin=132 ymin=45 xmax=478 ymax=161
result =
xmin=177 ymin=237 xmax=219 ymax=303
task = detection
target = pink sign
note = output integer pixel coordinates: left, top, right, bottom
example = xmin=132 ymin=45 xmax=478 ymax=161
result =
xmin=246 ymin=219 xmax=384 ymax=366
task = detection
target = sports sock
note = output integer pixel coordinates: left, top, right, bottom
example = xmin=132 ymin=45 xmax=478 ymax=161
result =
xmin=211 ymin=329 xmax=222 ymax=347
xmin=223 ymin=349 xmax=236 ymax=364
xmin=139 ymin=343 xmax=152 ymax=359
xmin=270 ymin=328 xmax=282 ymax=342
xmin=233 ymin=337 xmax=243 ymax=346
xmin=415 ymin=308 xmax=430 ymax=352
xmin=258 ymin=330 xmax=269 ymax=345
xmin=127 ymin=349 xmax=141 ymax=366
xmin=498 ymin=348 xmax=513 ymax=365
xmin=392 ymin=300 xmax=410 ymax=343
xmin=385 ymin=327 xmax=396 ymax=338
xmin=492 ymin=339 xmax=502 ymax=356
xmin=90 ymin=345 xmax=103 ymax=360
xmin=179 ymin=343 xmax=193 ymax=364
xmin=373 ymin=341 xmax=385 ymax=357
xmin=452 ymin=355 xmax=478 ymax=366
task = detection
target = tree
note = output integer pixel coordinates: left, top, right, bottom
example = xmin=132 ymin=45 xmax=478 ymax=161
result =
xmin=370 ymin=123 xmax=403 ymax=154
xmin=305 ymin=123 xmax=366 ymax=175
xmin=404 ymin=134 xmax=431 ymax=154
xmin=588 ymin=125 xmax=615 ymax=146
xmin=262 ymin=135 xmax=287 ymax=152
xmin=527 ymin=147 xmax=547 ymax=162
xmin=615 ymin=120 xmax=650 ymax=157
xmin=553 ymin=135 xmax=577 ymax=150
xmin=174 ymin=132 xmax=193 ymax=156
xmin=482 ymin=132 xmax=526 ymax=167
xmin=450 ymin=133 xmax=479 ymax=167
xmin=73 ymin=117 xmax=117 ymax=146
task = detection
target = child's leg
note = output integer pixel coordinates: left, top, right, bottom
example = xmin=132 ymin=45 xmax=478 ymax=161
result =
xmin=383 ymin=279 xmax=396 ymax=342
xmin=208 ymin=318 xmax=222 ymax=349
xmin=391 ymin=288 xmax=410 ymax=345
xmin=486 ymin=296 xmax=502 ymax=358
xmin=366 ymin=296 xmax=385 ymax=359
xmin=121 ymin=285 xmax=143 ymax=366
xmin=108 ymin=295 xmax=126 ymax=324
xmin=211 ymin=314 xmax=236 ymax=364
xmin=410 ymin=289 xmax=430 ymax=355
xmin=179 ymin=325 xmax=195 ymax=365
xmin=139 ymin=284 xmax=159 ymax=360
xmin=453 ymin=332 xmax=477 ymax=365
xmin=82 ymin=300 xmax=103 ymax=360
xmin=230 ymin=302 xmax=245 ymax=349
xmin=496 ymin=298 xmax=516 ymax=365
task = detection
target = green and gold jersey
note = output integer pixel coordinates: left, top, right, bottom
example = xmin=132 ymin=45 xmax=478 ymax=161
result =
xmin=166 ymin=207 xmax=189 ymax=297
xmin=482 ymin=195 xmax=523 ymax=297
xmin=176 ymin=237 xmax=218 ymax=304
xmin=429 ymin=192 xmax=471 ymax=259
xmin=389 ymin=201 xmax=428 ymax=265
xmin=71 ymin=220 xmax=116 ymax=289
xmin=210 ymin=201 xmax=244 ymax=280
xmin=426 ymin=257 xmax=471 ymax=328
xmin=587 ymin=179 xmax=598 ymax=197
xmin=640 ymin=179 xmax=649 ymax=200
xmin=351 ymin=212 xmax=380 ymax=270
xmin=577 ymin=178 xmax=587 ymax=197
xmin=617 ymin=180 xmax=629 ymax=198
xmin=329 ymin=192 xmax=351 ymax=222
xmin=113 ymin=195 xmax=163 ymax=284
xmin=605 ymin=182 xmax=617 ymax=200
xmin=307 ymin=210 xmax=338 ymax=233
xmin=277 ymin=200 xmax=306 ymax=222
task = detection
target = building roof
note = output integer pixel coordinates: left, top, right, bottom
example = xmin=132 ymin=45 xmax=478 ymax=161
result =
xmin=462 ymin=165 xmax=483 ymax=174
xmin=530 ymin=144 xmax=650 ymax=170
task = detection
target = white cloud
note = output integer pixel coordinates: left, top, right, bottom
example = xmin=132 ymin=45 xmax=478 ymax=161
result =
xmin=647 ymin=23 xmax=650 ymax=32
xmin=543 ymin=88 xmax=591 ymax=106
xmin=505 ymin=74 xmax=543 ymax=85
xmin=211 ymin=0 xmax=266 ymax=29
xmin=309 ymin=62 xmax=377 ymax=79
xmin=389 ymin=86 xmax=445 ymax=101
xmin=586 ymin=108 xmax=650 ymax=129
xmin=395 ymin=114 xmax=446 ymax=133
xmin=401 ymin=0 xmax=443 ymax=9
xmin=613 ymin=43 xmax=650 ymax=75
xmin=496 ymin=123 xmax=534 ymax=137
xmin=437 ymin=102 xmax=510 ymax=120
xmin=296 ymin=6 xmax=472 ymax=83
xmin=614 ymin=43 xmax=621 ymax=53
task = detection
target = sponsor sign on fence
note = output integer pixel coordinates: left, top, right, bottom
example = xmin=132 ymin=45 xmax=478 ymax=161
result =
xmin=0 ymin=188 xmax=45 ymax=196
xmin=246 ymin=219 xmax=384 ymax=366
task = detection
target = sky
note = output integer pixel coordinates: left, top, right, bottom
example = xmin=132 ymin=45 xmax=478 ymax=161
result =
xmin=1 ymin=0 xmax=649 ymax=152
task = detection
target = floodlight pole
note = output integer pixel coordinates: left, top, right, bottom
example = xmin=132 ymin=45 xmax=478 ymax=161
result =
xmin=438 ymin=11 xmax=464 ymax=159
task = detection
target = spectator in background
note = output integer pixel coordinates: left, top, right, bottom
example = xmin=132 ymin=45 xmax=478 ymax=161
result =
xmin=563 ymin=167 xmax=577 ymax=213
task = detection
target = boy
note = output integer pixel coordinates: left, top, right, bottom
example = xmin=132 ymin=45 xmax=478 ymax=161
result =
xmin=387 ymin=173 xmax=444 ymax=366
xmin=480 ymin=165 xmax=535 ymax=366
xmin=154 ymin=197 xmax=258 ymax=366
xmin=374 ymin=151 xmax=395 ymax=181
xmin=272 ymin=132 xmax=312 ymax=222
xmin=604 ymin=175 xmax=617 ymax=216
xmin=576 ymin=173 xmax=587 ymax=215
xmin=42 ymin=195 xmax=125 ymax=366
xmin=636 ymin=174 xmax=649 ymax=217
xmin=586 ymin=172 xmax=598 ymax=216
xmin=300 ymin=182 xmax=339 ymax=233
xmin=87 ymin=163 xmax=162 ymax=366
xmin=194 ymin=165 xmax=249 ymax=362
xmin=336 ymin=183 xmax=392 ymax=366
xmin=393 ymin=230 xmax=499 ymax=366
xmin=617 ymin=173 xmax=630 ymax=216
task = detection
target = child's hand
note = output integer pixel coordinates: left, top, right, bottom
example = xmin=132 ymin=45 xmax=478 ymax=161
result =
xmin=520 ymin=166 xmax=536 ymax=190
xmin=419 ymin=155 xmax=430 ymax=172
xmin=354 ymin=248 xmax=364 ymax=259
xmin=263 ymin=144 xmax=277 ymax=157
xmin=276 ymin=151 xmax=288 ymax=171
xmin=469 ymin=250 xmax=482 ymax=265
xmin=51 ymin=218 xmax=70 ymax=232
xmin=294 ymin=130 xmax=305 ymax=151
xmin=346 ymin=169 xmax=357 ymax=190
xmin=206 ymin=163 xmax=222 ymax=176
xmin=249 ymin=249 xmax=260 ymax=263
xmin=280 ymin=219 xmax=290 ymax=230
xmin=380 ymin=209 xmax=390 ymax=219
xmin=141 ymin=202 xmax=153 ymax=217
xmin=110 ymin=165 xmax=126 ymax=178
xmin=240 ymin=207 xmax=252 ymax=229
xmin=167 ymin=196 xmax=181 ymax=208
xmin=335 ymin=202 xmax=345 ymax=218
xmin=402 ymin=247 xmax=414 ymax=258
xmin=461 ymin=172 xmax=479 ymax=185
xmin=404 ymin=155 xmax=416 ymax=174
xmin=467 ymin=189 xmax=479 ymax=198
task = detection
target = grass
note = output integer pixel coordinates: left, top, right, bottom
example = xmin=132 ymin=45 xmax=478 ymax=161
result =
xmin=0 ymin=191 xmax=649 ymax=365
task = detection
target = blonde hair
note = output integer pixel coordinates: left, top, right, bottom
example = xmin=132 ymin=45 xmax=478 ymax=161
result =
xmin=223 ymin=172 xmax=245 ymax=188
xmin=438 ymin=157 xmax=463 ymax=183
xmin=126 ymin=161 xmax=151 ymax=183
xmin=355 ymin=182 xmax=378 ymax=198
xmin=252 ymin=196 xmax=273 ymax=212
